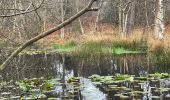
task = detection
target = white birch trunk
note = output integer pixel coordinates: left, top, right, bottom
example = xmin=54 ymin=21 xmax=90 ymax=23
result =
xmin=122 ymin=0 xmax=136 ymax=36
xmin=154 ymin=0 xmax=164 ymax=40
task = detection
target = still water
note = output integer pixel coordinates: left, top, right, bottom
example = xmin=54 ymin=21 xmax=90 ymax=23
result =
xmin=0 ymin=52 xmax=169 ymax=100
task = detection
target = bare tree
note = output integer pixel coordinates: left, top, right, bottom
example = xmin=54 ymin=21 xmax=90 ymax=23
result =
xmin=121 ymin=0 xmax=136 ymax=36
xmin=154 ymin=0 xmax=164 ymax=40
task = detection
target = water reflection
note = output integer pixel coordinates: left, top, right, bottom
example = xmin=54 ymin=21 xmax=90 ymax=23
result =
xmin=0 ymin=53 xmax=169 ymax=100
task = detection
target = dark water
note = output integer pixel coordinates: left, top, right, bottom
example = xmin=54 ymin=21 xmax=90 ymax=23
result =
xmin=0 ymin=53 xmax=170 ymax=100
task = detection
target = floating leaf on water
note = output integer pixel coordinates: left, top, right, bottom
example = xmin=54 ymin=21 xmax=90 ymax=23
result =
xmin=1 ymin=92 xmax=11 ymax=97
xmin=115 ymin=74 xmax=134 ymax=82
xmin=108 ymin=85 xmax=117 ymax=87
xmin=135 ymin=77 xmax=147 ymax=81
xmin=90 ymin=75 xmax=119 ymax=85
xmin=1 ymin=92 xmax=11 ymax=95
xmin=124 ymin=88 xmax=131 ymax=91
xmin=67 ymin=77 xmax=81 ymax=83
xmin=149 ymin=73 xmax=170 ymax=79
xmin=92 ymin=82 xmax=102 ymax=85
xmin=150 ymin=79 xmax=159 ymax=82
xmin=10 ymin=96 xmax=20 ymax=99
xmin=110 ymin=86 xmax=127 ymax=90
xmin=114 ymin=94 xmax=130 ymax=99
xmin=6 ymin=85 xmax=15 ymax=88
xmin=103 ymin=80 xmax=114 ymax=85
xmin=88 ymin=74 xmax=100 ymax=79
xmin=0 ymin=98 xmax=8 ymax=100
xmin=159 ymin=88 xmax=170 ymax=92
xmin=48 ymin=98 xmax=58 ymax=100
xmin=30 ymin=89 xmax=40 ymax=93
xmin=37 ymin=94 xmax=47 ymax=99
xmin=114 ymin=94 xmax=123 ymax=97
xmin=129 ymin=91 xmax=144 ymax=94
xmin=42 ymin=90 xmax=54 ymax=94
xmin=134 ymin=85 xmax=140 ymax=88
xmin=151 ymin=96 xmax=161 ymax=99
xmin=88 ymin=74 xmax=103 ymax=82
xmin=137 ymin=82 xmax=145 ymax=85
xmin=61 ymin=95 xmax=74 ymax=99
xmin=74 ymin=86 xmax=81 ymax=89
xmin=120 ymin=95 xmax=130 ymax=99
xmin=20 ymin=96 xmax=36 ymax=100
xmin=112 ymin=80 xmax=124 ymax=83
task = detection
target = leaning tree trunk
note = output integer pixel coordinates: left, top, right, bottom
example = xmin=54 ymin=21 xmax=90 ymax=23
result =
xmin=0 ymin=0 xmax=98 ymax=71
xmin=154 ymin=0 xmax=164 ymax=40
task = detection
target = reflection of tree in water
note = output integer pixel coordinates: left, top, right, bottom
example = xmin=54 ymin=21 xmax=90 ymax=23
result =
xmin=1 ymin=53 xmax=61 ymax=81
xmin=65 ymin=54 xmax=169 ymax=77
xmin=0 ymin=53 xmax=169 ymax=81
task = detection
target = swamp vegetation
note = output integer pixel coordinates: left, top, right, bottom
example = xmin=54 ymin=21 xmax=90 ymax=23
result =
xmin=0 ymin=0 xmax=170 ymax=99
xmin=0 ymin=40 xmax=170 ymax=100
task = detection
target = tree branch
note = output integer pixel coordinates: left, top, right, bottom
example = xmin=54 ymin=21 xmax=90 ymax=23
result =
xmin=0 ymin=0 xmax=44 ymax=17
xmin=0 ymin=0 xmax=98 ymax=71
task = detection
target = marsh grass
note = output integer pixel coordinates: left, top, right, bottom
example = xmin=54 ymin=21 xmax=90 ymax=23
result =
xmin=54 ymin=40 xmax=146 ymax=57
xmin=25 ymin=19 xmax=169 ymax=52
xmin=53 ymin=40 xmax=77 ymax=53
xmin=40 ymin=25 xmax=170 ymax=62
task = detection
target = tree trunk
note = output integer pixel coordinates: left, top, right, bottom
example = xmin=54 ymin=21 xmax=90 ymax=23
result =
xmin=125 ymin=0 xmax=136 ymax=35
xmin=60 ymin=0 xmax=65 ymax=39
xmin=76 ymin=0 xmax=84 ymax=34
xmin=119 ymin=0 xmax=123 ymax=36
xmin=0 ymin=0 xmax=98 ymax=71
xmin=154 ymin=0 xmax=164 ymax=40
xmin=78 ymin=9 xmax=84 ymax=34
xmin=94 ymin=0 xmax=103 ymax=32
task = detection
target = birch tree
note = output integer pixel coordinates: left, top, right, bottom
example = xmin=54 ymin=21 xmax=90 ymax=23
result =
xmin=119 ymin=0 xmax=136 ymax=36
xmin=154 ymin=0 xmax=164 ymax=40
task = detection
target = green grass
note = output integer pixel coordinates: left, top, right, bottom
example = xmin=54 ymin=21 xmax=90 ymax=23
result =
xmin=53 ymin=40 xmax=77 ymax=53
xmin=53 ymin=40 xmax=145 ymax=55
xmin=113 ymin=47 xmax=143 ymax=55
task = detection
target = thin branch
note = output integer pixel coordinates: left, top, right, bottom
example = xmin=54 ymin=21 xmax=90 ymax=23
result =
xmin=0 ymin=0 xmax=44 ymax=17
xmin=32 ymin=3 xmax=42 ymax=21
xmin=0 ymin=32 xmax=20 ymax=45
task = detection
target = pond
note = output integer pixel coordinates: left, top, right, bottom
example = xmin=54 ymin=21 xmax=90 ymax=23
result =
xmin=0 ymin=51 xmax=169 ymax=100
